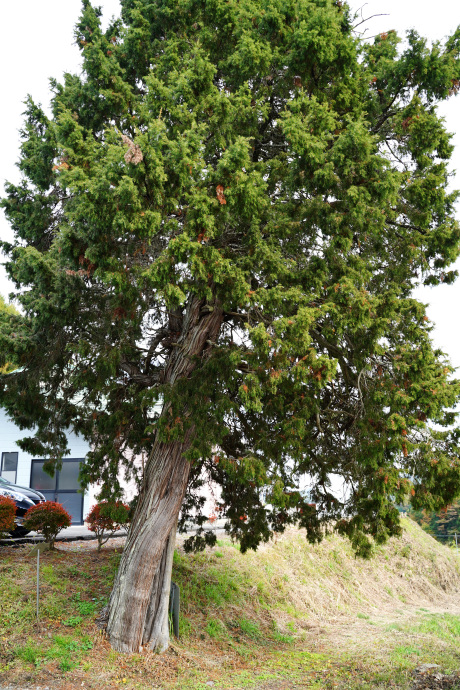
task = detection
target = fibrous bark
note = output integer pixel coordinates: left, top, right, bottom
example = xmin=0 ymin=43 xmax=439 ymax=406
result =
xmin=107 ymin=297 xmax=223 ymax=653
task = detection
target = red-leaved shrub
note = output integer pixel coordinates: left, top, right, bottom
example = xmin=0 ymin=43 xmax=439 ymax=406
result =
xmin=85 ymin=501 xmax=131 ymax=551
xmin=0 ymin=495 xmax=16 ymax=537
xmin=23 ymin=501 xmax=71 ymax=549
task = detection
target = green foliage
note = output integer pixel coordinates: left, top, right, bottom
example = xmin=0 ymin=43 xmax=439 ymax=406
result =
xmin=14 ymin=634 xmax=93 ymax=673
xmin=72 ymin=591 xmax=103 ymax=616
xmin=63 ymin=615 xmax=84 ymax=628
xmin=1 ymin=0 xmax=460 ymax=556
xmin=272 ymin=628 xmax=295 ymax=645
xmin=205 ymin=618 xmax=228 ymax=639
xmin=410 ymin=500 xmax=460 ymax=543
xmin=0 ymin=295 xmax=20 ymax=373
xmin=237 ymin=617 xmax=262 ymax=640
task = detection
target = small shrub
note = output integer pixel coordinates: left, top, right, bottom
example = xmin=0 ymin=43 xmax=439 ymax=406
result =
xmin=85 ymin=500 xmax=131 ymax=551
xmin=23 ymin=501 xmax=71 ymax=549
xmin=0 ymin=495 xmax=16 ymax=537
xmin=401 ymin=544 xmax=412 ymax=558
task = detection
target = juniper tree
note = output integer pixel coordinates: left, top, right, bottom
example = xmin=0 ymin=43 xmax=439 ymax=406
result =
xmin=1 ymin=0 xmax=460 ymax=653
xmin=0 ymin=296 xmax=19 ymax=373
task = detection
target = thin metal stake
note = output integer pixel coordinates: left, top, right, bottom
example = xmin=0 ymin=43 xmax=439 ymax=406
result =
xmin=36 ymin=548 xmax=40 ymax=624
xmin=456 ymin=532 xmax=458 ymax=555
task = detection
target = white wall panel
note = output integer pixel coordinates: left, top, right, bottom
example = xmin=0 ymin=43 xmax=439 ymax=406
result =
xmin=0 ymin=408 xmax=92 ymax=523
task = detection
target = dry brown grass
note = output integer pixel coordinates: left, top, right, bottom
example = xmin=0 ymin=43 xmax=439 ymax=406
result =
xmin=253 ymin=518 xmax=460 ymax=625
xmin=1 ymin=518 xmax=460 ymax=689
xmin=173 ymin=517 xmax=460 ymax=629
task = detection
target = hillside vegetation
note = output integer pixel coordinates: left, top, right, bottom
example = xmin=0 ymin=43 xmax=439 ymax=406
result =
xmin=1 ymin=518 xmax=460 ymax=689
xmin=174 ymin=518 xmax=460 ymax=630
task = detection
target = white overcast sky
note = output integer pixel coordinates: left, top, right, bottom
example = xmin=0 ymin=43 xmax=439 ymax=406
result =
xmin=0 ymin=0 xmax=459 ymax=364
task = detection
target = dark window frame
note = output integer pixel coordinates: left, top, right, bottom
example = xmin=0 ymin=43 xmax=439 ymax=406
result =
xmin=30 ymin=458 xmax=84 ymax=525
xmin=1 ymin=451 xmax=18 ymax=483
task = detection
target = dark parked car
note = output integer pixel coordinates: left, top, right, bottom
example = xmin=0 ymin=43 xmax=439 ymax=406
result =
xmin=0 ymin=476 xmax=45 ymax=536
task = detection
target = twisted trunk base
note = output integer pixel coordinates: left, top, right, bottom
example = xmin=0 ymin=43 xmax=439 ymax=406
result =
xmin=106 ymin=435 xmax=191 ymax=653
xmin=106 ymin=296 xmax=223 ymax=653
xmin=142 ymin=522 xmax=176 ymax=650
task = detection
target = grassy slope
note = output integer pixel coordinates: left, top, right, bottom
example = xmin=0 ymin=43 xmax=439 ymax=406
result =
xmin=1 ymin=518 xmax=460 ymax=689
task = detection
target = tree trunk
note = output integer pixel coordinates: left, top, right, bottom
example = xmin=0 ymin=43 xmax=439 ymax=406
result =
xmin=106 ymin=433 xmax=191 ymax=653
xmin=107 ymin=297 xmax=223 ymax=653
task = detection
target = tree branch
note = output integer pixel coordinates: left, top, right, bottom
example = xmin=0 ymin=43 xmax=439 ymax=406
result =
xmin=120 ymin=357 xmax=161 ymax=387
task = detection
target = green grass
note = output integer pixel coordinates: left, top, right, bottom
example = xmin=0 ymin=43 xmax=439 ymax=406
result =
xmin=407 ymin=613 xmax=460 ymax=640
xmin=13 ymin=634 xmax=93 ymax=672
xmin=62 ymin=615 xmax=84 ymax=628
xmin=205 ymin=618 xmax=228 ymax=639
xmin=1 ymin=521 xmax=460 ymax=689
xmin=237 ymin=617 xmax=262 ymax=640
xmin=272 ymin=629 xmax=295 ymax=644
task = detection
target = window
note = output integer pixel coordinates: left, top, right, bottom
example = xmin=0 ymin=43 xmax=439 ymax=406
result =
xmin=30 ymin=459 xmax=84 ymax=524
xmin=1 ymin=452 xmax=18 ymax=483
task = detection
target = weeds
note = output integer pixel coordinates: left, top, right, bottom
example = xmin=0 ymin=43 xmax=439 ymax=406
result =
xmin=205 ymin=618 xmax=228 ymax=639
xmin=237 ymin=617 xmax=262 ymax=640
xmin=13 ymin=635 xmax=93 ymax=672
xmin=62 ymin=615 xmax=83 ymax=627
xmin=1 ymin=520 xmax=460 ymax=689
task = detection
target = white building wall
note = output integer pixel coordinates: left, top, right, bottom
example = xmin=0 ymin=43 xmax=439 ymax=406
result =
xmin=1 ymin=407 xmax=219 ymax=525
xmin=83 ymin=462 xmax=142 ymax=515
xmin=0 ymin=408 xmax=92 ymax=521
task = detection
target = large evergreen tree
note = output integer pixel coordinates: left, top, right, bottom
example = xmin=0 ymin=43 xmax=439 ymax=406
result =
xmin=1 ymin=0 xmax=460 ymax=653
xmin=0 ymin=296 xmax=19 ymax=373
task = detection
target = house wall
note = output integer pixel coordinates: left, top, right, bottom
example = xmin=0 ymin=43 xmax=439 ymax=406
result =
xmin=1 ymin=407 xmax=220 ymax=526
xmin=0 ymin=408 xmax=93 ymax=521
xmin=83 ymin=453 xmax=144 ymax=513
